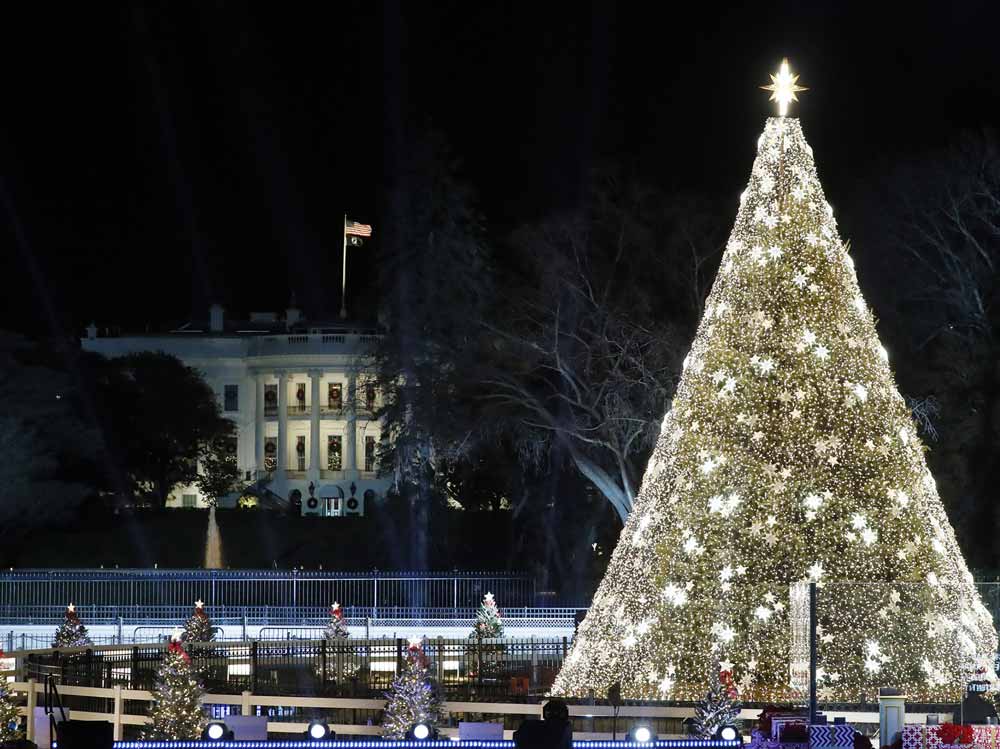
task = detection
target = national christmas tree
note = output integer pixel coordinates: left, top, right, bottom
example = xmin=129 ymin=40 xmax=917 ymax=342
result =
xmin=553 ymin=61 xmax=998 ymax=702
xmin=471 ymin=592 xmax=503 ymax=638
xmin=693 ymin=666 xmax=741 ymax=738
xmin=142 ymin=636 xmax=205 ymax=740
xmin=52 ymin=603 xmax=93 ymax=648
xmin=381 ymin=638 xmax=442 ymax=739
xmin=181 ymin=600 xmax=215 ymax=643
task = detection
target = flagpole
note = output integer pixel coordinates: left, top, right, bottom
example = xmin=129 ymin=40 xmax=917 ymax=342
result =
xmin=340 ymin=213 xmax=348 ymax=319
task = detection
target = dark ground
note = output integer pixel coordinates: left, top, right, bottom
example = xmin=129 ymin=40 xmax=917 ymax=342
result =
xmin=12 ymin=506 xmax=604 ymax=603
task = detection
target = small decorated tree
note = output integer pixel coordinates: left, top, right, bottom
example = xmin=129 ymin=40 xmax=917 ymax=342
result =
xmin=471 ymin=592 xmax=503 ymax=639
xmin=181 ymin=600 xmax=215 ymax=643
xmin=693 ymin=666 xmax=741 ymax=738
xmin=316 ymin=602 xmax=357 ymax=683
xmin=53 ymin=603 xmax=93 ymax=648
xmin=382 ymin=638 xmax=442 ymax=739
xmin=142 ymin=636 xmax=205 ymax=740
xmin=323 ymin=602 xmax=351 ymax=641
xmin=0 ymin=652 xmax=23 ymax=743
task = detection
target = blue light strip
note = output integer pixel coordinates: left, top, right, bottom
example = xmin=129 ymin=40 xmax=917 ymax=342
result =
xmin=113 ymin=740 xmax=744 ymax=748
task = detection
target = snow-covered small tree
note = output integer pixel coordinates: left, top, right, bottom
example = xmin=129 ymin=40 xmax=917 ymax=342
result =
xmin=52 ymin=603 xmax=92 ymax=648
xmin=471 ymin=592 xmax=503 ymax=638
xmin=181 ymin=600 xmax=215 ymax=643
xmin=142 ymin=637 xmax=205 ymax=740
xmin=0 ymin=668 xmax=23 ymax=743
xmin=382 ymin=638 xmax=442 ymax=739
xmin=693 ymin=667 xmax=741 ymax=738
xmin=323 ymin=602 xmax=350 ymax=641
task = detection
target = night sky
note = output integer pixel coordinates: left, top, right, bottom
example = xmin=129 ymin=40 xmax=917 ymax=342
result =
xmin=3 ymin=1 xmax=1000 ymax=337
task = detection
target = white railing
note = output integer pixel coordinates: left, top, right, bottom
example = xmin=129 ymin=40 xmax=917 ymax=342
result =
xmin=7 ymin=679 xmax=921 ymax=743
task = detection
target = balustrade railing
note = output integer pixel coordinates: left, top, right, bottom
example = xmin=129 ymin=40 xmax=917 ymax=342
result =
xmin=0 ymin=570 xmax=538 ymax=613
xmin=19 ymin=636 xmax=571 ymax=700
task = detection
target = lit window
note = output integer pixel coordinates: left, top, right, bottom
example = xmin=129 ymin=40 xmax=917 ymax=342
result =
xmin=182 ymin=494 xmax=197 ymax=509
xmin=327 ymin=435 xmax=342 ymax=470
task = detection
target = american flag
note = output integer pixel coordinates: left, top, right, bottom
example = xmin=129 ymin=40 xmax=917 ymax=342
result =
xmin=345 ymin=218 xmax=373 ymax=237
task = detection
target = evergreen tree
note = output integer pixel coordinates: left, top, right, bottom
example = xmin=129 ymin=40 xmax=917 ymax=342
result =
xmin=181 ymin=600 xmax=215 ymax=643
xmin=52 ymin=603 xmax=92 ymax=648
xmin=322 ymin=602 xmax=350 ymax=641
xmin=553 ymin=71 xmax=997 ymax=702
xmin=381 ymin=638 xmax=442 ymax=739
xmin=693 ymin=666 xmax=741 ymax=738
xmin=142 ymin=637 xmax=205 ymax=740
xmin=0 ymin=670 xmax=23 ymax=743
xmin=471 ymin=592 xmax=503 ymax=638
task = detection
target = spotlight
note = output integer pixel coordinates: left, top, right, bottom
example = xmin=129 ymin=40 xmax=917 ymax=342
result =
xmin=629 ymin=724 xmax=655 ymax=743
xmin=716 ymin=724 xmax=741 ymax=742
xmin=407 ymin=721 xmax=437 ymax=740
xmin=305 ymin=719 xmax=330 ymax=740
xmin=202 ymin=721 xmax=233 ymax=741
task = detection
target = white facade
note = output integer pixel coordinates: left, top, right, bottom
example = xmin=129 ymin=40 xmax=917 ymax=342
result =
xmin=81 ymin=312 xmax=390 ymax=516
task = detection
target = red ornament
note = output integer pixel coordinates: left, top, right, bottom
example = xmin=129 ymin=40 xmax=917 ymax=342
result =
xmin=169 ymin=640 xmax=191 ymax=662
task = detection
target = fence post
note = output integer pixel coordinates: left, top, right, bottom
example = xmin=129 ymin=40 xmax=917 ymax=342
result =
xmin=251 ymin=640 xmax=258 ymax=693
xmin=396 ymin=638 xmax=404 ymax=674
xmin=112 ymin=684 xmax=124 ymax=740
xmin=25 ymin=678 xmax=36 ymax=742
xmin=242 ymin=608 xmax=248 ymax=641
xmin=241 ymin=690 xmax=252 ymax=716
xmin=436 ymin=637 xmax=444 ymax=685
xmin=531 ymin=636 xmax=539 ymax=688
xmin=117 ymin=616 xmax=123 ymax=644
xmin=131 ymin=646 xmax=140 ymax=690
xmin=321 ymin=640 xmax=328 ymax=685
xmin=6 ymin=631 xmax=11 ymax=653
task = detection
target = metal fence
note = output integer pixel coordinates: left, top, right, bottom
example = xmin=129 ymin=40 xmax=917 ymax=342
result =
xmin=21 ymin=637 xmax=570 ymax=701
xmin=0 ymin=569 xmax=536 ymax=615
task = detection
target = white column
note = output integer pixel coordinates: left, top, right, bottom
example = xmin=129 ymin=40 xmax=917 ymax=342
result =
xmin=345 ymin=371 xmax=358 ymax=478
xmin=878 ymin=691 xmax=907 ymax=748
xmin=309 ymin=370 xmax=321 ymax=480
xmin=255 ymin=375 xmax=265 ymax=475
xmin=277 ymin=372 xmax=288 ymax=473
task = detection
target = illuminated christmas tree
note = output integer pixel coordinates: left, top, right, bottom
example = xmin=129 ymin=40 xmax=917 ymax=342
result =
xmin=553 ymin=61 xmax=998 ymax=702
xmin=181 ymin=600 xmax=215 ymax=643
xmin=142 ymin=636 xmax=205 ymax=740
xmin=52 ymin=603 xmax=92 ymax=648
xmin=0 ymin=667 xmax=23 ymax=743
xmin=382 ymin=638 xmax=442 ymax=739
xmin=693 ymin=667 xmax=740 ymax=738
xmin=471 ymin=592 xmax=503 ymax=638
xmin=322 ymin=602 xmax=351 ymax=641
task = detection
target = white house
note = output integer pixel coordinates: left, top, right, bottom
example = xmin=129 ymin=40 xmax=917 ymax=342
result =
xmin=81 ymin=303 xmax=391 ymax=516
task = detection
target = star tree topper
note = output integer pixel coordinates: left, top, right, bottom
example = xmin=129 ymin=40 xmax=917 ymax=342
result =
xmin=761 ymin=58 xmax=807 ymax=116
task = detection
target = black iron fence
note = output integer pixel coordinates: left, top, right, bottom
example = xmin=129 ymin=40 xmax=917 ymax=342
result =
xmin=0 ymin=569 xmax=536 ymax=613
xmin=22 ymin=637 xmax=570 ymax=701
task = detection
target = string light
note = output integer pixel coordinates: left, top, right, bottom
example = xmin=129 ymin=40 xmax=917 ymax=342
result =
xmin=552 ymin=115 xmax=997 ymax=703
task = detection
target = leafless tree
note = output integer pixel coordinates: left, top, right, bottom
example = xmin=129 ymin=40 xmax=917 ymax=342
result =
xmin=482 ymin=176 xmax=723 ymax=523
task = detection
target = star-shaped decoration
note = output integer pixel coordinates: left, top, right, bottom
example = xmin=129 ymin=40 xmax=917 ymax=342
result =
xmin=67 ymin=603 xmax=76 ymax=613
xmin=761 ymin=59 xmax=808 ymax=116
xmin=195 ymin=599 xmax=205 ymax=609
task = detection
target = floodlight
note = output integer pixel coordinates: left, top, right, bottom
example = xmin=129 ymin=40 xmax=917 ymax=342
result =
xmin=202 ymin=721 xmax=232 ymax=741
xmin=305 ymin=718 xmax=331 ymax=740
xmin=717 ymin=724 xmax=741 ymax=742
xmin=629 ymin=724 xmax=654 ymax=743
